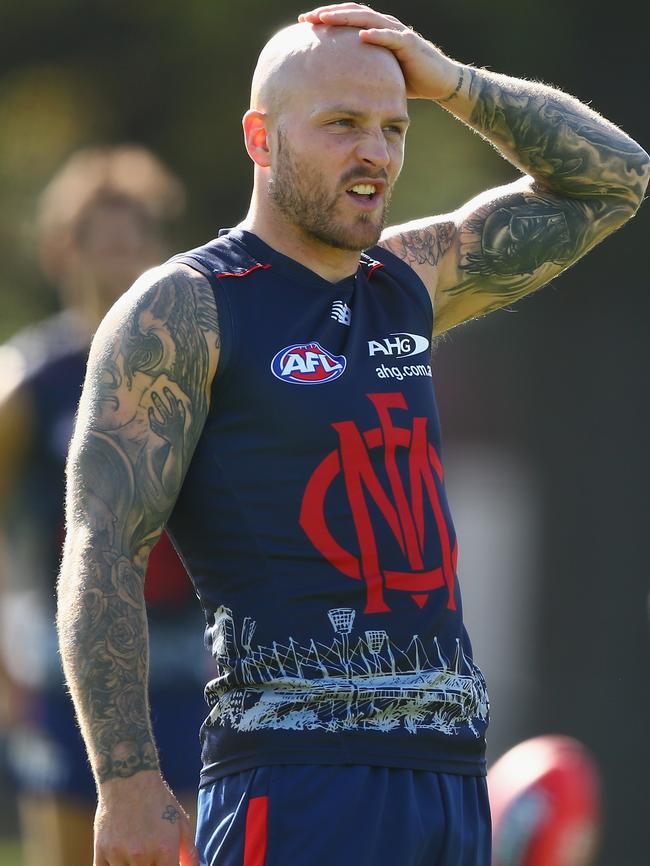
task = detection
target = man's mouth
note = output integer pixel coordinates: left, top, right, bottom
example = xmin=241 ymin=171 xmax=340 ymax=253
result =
xmin=348 ymin=183 xmax=377 ymax=199
xmin=345 ymin=181 xmax=384 ymax=206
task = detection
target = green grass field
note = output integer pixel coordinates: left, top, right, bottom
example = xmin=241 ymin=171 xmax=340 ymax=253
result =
xmin=0 ymin=838 xmax=22 ymax=866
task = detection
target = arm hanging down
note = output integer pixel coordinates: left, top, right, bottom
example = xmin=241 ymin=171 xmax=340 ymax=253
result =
xmin=57 ymin=263 xmax=219 ymax=866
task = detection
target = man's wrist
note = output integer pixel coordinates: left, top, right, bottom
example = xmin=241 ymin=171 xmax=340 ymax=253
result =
xmin=98 ymin=767 xmax=164 ymax=797
xmin=95 ymin=737 xmax=160 ymax=785
xmin=436 ymin=62 xmax=469 ymax=104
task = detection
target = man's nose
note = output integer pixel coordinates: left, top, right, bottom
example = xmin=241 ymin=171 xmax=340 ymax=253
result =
xmin=355 ymin=130 xmax=391 ymax=169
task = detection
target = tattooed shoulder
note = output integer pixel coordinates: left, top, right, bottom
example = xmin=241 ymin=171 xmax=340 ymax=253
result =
xmin=85 ymin=263 xmax=220 ymax=416
xmin=72 ymin=261 xmax=221 ymax=552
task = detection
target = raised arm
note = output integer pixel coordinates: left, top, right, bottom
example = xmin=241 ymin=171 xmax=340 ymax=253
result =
xmin=300 ymin=4 xmax=650 ymax=334
xmin=57 ymin=263 xmax=219 ymax=866
xmin=383 ymin=66 xmax=649 ymax=334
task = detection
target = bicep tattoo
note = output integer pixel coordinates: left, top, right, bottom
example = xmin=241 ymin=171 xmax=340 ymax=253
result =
xmin=452 ymin=186 xmax=627 ymax=300
xmin=90 ymin=271 xmax=218 ymax=547
xmin=467 ymin=70 xmax=649 ymax=207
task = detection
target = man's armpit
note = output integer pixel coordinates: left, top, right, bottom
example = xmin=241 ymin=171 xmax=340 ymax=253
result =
xmin=380 ymin=221 xmax=456 ymax=271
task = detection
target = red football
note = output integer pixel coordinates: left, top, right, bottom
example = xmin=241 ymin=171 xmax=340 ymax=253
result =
xmin=488 ymin=735 xmax=601 ymax=866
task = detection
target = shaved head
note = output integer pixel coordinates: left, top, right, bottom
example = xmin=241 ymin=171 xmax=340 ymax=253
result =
xmin=243 ymin=22 xmax=409 ymax=258
xmin=250 ymin=23 xmax=405 ymax=118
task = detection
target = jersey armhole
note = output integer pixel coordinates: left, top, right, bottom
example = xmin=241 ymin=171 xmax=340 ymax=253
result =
xmin=170 ymin=254 xmax=237 ymax=388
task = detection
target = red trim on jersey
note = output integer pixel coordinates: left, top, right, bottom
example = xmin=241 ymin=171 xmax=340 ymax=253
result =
xmin=366 ymin=262 xmax=385 ymax=279
xmin=243 ymin=796 xmax=268 ymax=866
xmin=215 ymin=263 xmax=272 ymax=278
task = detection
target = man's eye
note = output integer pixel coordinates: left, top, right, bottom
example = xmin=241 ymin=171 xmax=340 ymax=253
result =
xmin=331 ymin=119 xmax=353 ymax=127
xmin=383 ymin=125 xmax=403 ymax=135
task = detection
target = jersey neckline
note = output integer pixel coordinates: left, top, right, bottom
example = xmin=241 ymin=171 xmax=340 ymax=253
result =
xmin=220 ymin=227 xmax=375 ymax=294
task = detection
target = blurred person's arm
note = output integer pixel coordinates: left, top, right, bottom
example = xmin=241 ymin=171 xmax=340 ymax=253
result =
xmin=301 ymin=5 xmax=650 ymax=334
xmin=57 ymin=263 xmax=219 ymax=866
xmin=0 ymin=349 xmax=34 ymax=507
xmin=0 ymin=351 xmax=35 ymax=725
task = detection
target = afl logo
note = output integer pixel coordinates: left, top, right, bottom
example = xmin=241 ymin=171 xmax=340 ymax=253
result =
xmin=271 ymin=342 xmax=347 ymax=385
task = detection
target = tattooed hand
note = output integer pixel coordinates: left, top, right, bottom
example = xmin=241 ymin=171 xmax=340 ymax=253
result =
xmin=148 ymin=386 xmax=187 ymax=446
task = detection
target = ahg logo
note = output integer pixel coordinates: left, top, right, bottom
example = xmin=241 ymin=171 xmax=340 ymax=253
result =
xmin=300 ymin=393 xmax=457 ymax=614
xmin=368 ymin=333 xmax=430 ymax=358
xmin=271 ymin=342 xmax=347 ymax=385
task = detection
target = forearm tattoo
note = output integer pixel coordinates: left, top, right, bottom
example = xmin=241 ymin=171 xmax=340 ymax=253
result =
xmin=59 ymin=267 xmax=219 ymax=783
xmin=468 ymin=69 xmax=650 ymax=205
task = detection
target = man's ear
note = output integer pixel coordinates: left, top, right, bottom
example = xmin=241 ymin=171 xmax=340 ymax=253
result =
xmin=242 ymin=110 xmax=272 ymax=167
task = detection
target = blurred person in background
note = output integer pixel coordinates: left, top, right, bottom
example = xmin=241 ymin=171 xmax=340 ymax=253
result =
xmin=0 ymin=146 xmax=207 ymax=866
xmin=56 ymin=4 xmax=648 ymax=866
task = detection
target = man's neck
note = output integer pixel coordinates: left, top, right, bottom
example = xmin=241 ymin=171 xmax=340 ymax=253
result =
xmin=239 ymin=209 xmax=362 ymax=284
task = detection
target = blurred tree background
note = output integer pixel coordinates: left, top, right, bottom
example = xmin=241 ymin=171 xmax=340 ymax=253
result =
xmin=0 ymin=1 xmax=648 ymax=864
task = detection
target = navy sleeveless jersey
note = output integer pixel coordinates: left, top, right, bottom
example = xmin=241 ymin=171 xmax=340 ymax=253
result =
xmin=168 ymin=229 xmax=489 ymax=785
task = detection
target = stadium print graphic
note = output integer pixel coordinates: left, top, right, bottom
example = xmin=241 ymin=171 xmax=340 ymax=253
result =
xmin=205 ymin=605 xmax=489 ymax=737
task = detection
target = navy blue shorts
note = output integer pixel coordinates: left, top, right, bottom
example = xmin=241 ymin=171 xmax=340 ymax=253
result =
xmin=196 ymin=765 xmax=491 ymax=866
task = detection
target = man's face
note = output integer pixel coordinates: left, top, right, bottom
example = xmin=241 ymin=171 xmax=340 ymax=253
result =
xmin=73 ymin=200 xmax=162 ymax=304
xmin=266 ymin=39 xmax=409 ymax=252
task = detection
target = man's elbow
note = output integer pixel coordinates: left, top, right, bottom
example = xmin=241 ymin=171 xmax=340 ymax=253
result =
xmin=618 ymin=144 xmax=650 ymax=215
xmin=634 ymin=146 xmax=650 ymax=205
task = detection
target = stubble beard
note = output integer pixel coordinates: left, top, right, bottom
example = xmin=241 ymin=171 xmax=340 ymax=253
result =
xmin=268 ymin=129 xmax=392 ymax=252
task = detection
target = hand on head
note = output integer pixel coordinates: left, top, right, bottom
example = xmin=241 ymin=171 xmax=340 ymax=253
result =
xmin=297 ymin=3 xmax=460 ymax=100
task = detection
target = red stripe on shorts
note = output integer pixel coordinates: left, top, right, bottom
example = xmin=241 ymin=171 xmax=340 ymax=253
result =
xmin=243 ymin=795 xmax=268 ymax=866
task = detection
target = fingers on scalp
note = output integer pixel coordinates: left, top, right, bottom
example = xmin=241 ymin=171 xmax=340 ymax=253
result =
xmin=313 ymin=9 xmax=406 ymax=31
xmin=301 ymin=3 xmax=373 ymax=15
xmin=299 ymin=4 xmax=380 ymax=23
xmin=298 ymin=5 xmax=357 ymax=20
xmin=359 ymin=27 xmax=405 ymax=43
xmin=320 ymin=8 xmax=381 ymax=18
xmin=297 ymin=4 xmax=410 ymax=29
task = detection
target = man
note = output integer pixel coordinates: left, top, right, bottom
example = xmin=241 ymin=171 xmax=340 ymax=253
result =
xmin=0 ymin=146 xmax=207 ymax=866
xmin=56 ymin=5 xmax=648 ymax=866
